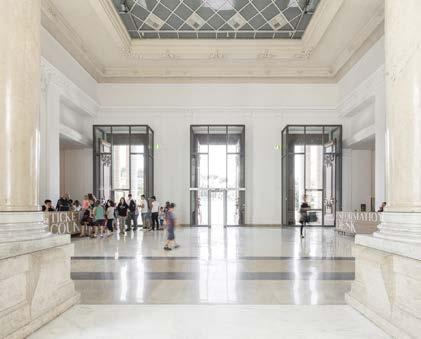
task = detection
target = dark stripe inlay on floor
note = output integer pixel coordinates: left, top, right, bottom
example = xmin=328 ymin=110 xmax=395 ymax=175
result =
xmin=72 ymin=256 xmax=355 ymax=261
xmin=71 ymin=271 xmax=355 ymax=281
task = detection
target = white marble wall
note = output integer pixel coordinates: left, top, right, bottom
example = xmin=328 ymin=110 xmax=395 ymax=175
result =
xmin=0 ymin=243 xmax=79 ymax=339
xmin=39 ymin=59 xmax=98 ymax=203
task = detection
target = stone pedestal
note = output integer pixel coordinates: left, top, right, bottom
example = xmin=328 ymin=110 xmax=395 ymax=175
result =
xmin=0 ymin=241 xmax=79 ymax=339
xmin=346 ymin=242 xmax=421 ymax=339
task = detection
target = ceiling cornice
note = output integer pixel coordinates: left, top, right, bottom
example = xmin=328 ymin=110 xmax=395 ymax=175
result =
xmin=89 ymin=0 xmax=131 ymax=53
xmin=41 ymin=0 xmax=384 ymax=83
xmin=301 ymin=0 xmax=343 ymax=57
xmin=332 ymin=2 xmax=385 ymax=78
xmin=41 ymin=0 xmax=105 ymax=81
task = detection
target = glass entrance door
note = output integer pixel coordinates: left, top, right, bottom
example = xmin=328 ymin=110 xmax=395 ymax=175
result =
xmin=281 ymin=125 xmax=342 ymax=226
xmin=93 ymin=125 xmax=154 ymax=202
xmin=190 ymin=125 xmax=245 ymax=226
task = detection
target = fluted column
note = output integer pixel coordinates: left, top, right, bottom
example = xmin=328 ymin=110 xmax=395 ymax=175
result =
xmin=0 ymin=0 xmax=50 ymax=244
xmin=373 ymin=0 xmax=421 ymax=243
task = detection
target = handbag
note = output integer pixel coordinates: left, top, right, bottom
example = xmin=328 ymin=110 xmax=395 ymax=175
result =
xmin=308 ymin=212 xmax=318 ymax=223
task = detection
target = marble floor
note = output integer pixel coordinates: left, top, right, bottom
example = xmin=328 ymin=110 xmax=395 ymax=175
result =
xmin=31 ymin=227 xmax=389 ymax=338
xmin=30 ymin=305 xmax=389 ymax=339
xmin=70 ymin=227 xmax=354 ymax=305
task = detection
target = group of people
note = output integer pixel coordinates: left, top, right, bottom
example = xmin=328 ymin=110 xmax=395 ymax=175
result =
xmin=42 ymin=193 xmax=180 ymax=251
xmin=42 ymin=193 xmax=82 ymax=212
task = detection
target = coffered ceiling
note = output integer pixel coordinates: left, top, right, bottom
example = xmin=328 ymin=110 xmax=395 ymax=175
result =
xmin=112 ymin=0 xmax=320 ymax=39
xmin=41 ymin=0 xmax=384 ymax=82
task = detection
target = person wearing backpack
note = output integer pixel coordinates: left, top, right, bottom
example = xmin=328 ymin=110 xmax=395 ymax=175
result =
xmin=126 ymin=193 xmax=138 ymax=232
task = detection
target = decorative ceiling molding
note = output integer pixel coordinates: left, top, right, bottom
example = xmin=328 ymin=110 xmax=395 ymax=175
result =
xmin=42 ymin=0 xmax=384 ymax=82
xmin=101 ymin=62 xmax=332 ymax=78
xmin=90 ymin=0 xmax=131 ymax=53
xmin=41 ymin=0 xmax=104 ymax=81
xmin=300 ymin=0 xmax=344 ymax=59
xmin=332 ymin=2 xmax=385 ymax=77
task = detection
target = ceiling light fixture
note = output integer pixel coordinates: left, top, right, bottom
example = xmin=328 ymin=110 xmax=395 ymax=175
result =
xmin=227 ymin=12 xmax=247 ymax=30
xmin=186 ymin=12 xmax=207 ymax=30
xmin=288 ymin=0 xmax=300 ymax=8
xmin=119 ymin=0 xmax=129 ymax=14
xmin=269 ymin=13 xmax=288 ymax=30
xmin=203 ymin=0 xmax=233 ymax=11
xmin=304 ymin=0 xmax=318 ymax=13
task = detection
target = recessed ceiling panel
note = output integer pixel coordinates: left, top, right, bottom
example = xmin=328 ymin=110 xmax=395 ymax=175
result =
xmin=113 ymin=0 xmax=320 ymax=39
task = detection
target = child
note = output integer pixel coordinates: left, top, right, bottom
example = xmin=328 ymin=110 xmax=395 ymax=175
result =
xmin=93 ymin=200 xmax=106 ymax=238
xmin=80 ymin=208 xmax=92 ymax=237
xmin=158 ymin=206 xmax=165 ymax=230
xmin=106 ymin=201 xmax=115 ymax=236
xmin=164 ymin=203 xmax=179 ymax=251
xmin=73 ymin=200 xmax=82 ymax=212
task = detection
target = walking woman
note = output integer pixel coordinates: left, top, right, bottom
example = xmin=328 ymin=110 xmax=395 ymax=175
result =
xmin=299 ymin=195 xmax=310 ymax=239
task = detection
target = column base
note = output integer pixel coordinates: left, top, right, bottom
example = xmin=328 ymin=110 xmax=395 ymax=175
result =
xmin=374 ymin=212 xmax=421 ymax=244
xmin=0 ymin=242 xmax=79 ymax=339
xmin=0 ymin=234 xmax=72 ymax=260
xmin=347 ymin=244 xmax=421 ymax=339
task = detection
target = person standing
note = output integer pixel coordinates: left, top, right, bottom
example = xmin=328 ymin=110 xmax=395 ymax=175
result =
xmin=377 ymin=202 xmax=387 ymax=212
xmin=139 ymin=195 xmax=150 ymax=230
xmin=56 ymin=193 xmax=71 ymax=211
xmin=159 ymin=206 xmax=165 ymax=230
xmin=117 ymin=197 xmax=129 ymax=234
xmin=164 ymin=203 xmax=179 ymax=251
xmin=73 ymin=200 xmax=82 ymax=212
xmin=93 ymin=200 xmax=106 ymax=238
xmin=126 ymin=193 xmax=138 ymax=232
xmin=42 ymin=199 xmax=55 ymax=212
xmin=151 ymin=196 xmax=159 ymax=231
xmin=106 ymin=201 xmax=115 ymax=236
xmin=82 ymin=195 xmax=90 ymax=209
xmin=299 ymin=196 xmax=310 ymax=239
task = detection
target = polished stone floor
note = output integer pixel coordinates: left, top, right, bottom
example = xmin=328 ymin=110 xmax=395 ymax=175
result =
xmin=30 ymin=227 xmax=390 ymax=338
xmin=30 ymin=305 xmax=389 ymax=339
xmin=70 ymin=227 xmax=354 ymax=305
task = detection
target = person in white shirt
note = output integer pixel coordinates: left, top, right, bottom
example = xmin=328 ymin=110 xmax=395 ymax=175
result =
xmin=139 ymin=195 xmax=150 ymax=229
xmin=105 ymin=201 xmax=115 ymax=236
xmin=150 ymin=196 xmax=160 ymax=230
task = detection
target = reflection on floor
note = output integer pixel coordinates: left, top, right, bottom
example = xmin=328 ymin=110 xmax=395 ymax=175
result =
xmin=30 ymin=227 xmax=389 ymax=338
xmin=70 ymin=227 xmax=354 ymax=305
